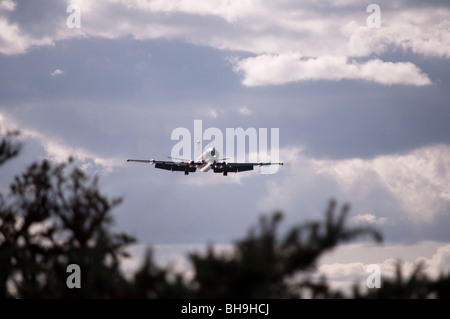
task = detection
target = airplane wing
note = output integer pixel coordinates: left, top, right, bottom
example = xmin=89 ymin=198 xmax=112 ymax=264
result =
xmin=127 ymin=158 xmax=201 ymax=175
xmin=212 ymin=162 xmax=283 ymax=175
xmin=127 ymin=158 xmax=283 ymax=176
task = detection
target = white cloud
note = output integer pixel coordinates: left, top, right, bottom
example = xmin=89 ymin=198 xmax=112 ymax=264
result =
xmin=50 ymin=69 xmax=64 ymax=77
xmin=386 ymin=9 xmax=450 ymax=59
xmin=0 ymin=0 xmax=15 ymax=11
xmin=260 ymin=144 xmax=450 ymax=223
xmin=0 ymin=0 xmax=448 ymax=85
xmin=0 ymin=18 xmax=54 ymax=55
xmin=86 ymin=1 xmax=450 ymax=62
xmin=317 ymin=242 xmax=450 ymax=293
xmin=118 ymin=0 xmax=263 ymax=23
xmin=319 ymin=262 xmax=367 ymax=279
xmin=0 ymin=19 xmax=31 ymax=55
xmin=323 ymin=144 xmax=450 ymax=222
xmin=418 ymin=244 xmax=450 ymax=278
xmin=231 ymin=54 xmax=431 ymax=86
xmin=237 ymin=106 xmax=253 ymax=116
xmin=0 ymin=111 xmax=124 ymax=174
xmin=353 ymin=213 xmax=388 ymax=225
xmin=259 ymin=146 xmax=336 ymax=215
xmin=31 ymin=131 xmax=123 ymax=174
xmin=207 ymin=109 xmax=218 ymax=119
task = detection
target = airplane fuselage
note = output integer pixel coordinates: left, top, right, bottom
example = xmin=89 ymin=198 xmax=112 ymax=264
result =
xmin=197 ymin=147 xmax=218 ymax=172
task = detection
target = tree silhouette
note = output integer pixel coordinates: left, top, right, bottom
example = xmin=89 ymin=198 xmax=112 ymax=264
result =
xmin=0 ymin=130 xmax=135 ymax=298
xmin=0 ymin=130 xmax=21 ymax=165
xmin=189 ymin=205 xmax=382 ymax=298
xmin=1 ymin=130 xmax=450 ymax=299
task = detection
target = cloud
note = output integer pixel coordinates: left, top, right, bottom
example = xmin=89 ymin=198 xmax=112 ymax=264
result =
xmin=260 ymin=144 xmax=450 ymax=225
xmin=418 ymin=244 xmax=450 ymax=278
xmin=318 ymin=262 xmax=367 ymax=280
xmin=0 ymin=13 xmax=54 ymax=55
xmin=0 ymin=0 xmax=448 ymax=85
xmin=206 ymin=108 xmax=218 ymax=119
xmin=120 ymin=0 xmax=262 ymax=23
xmin=386 ymin=8 xmax=450 ymax=59
xmin=353 ymin=213 xmax=389 ymax=225
xmin=322 ymin=144 xmax=450 ymax=222
xmin=0 ymin=19 xmax=33 ymax=55
xmin=317 ymin=242 xmax=450 ymax=293
xmin=237 ymin=106 xmax=253 ymax=116
xmin=259 ymin=147 xmax=340 ymax=216
xmin=50 ymin=68 xmax=64 ymax=77
xmin=231 ymin=55 xmax=432 ymax=86
xmin=0 ymin=111 xmax=123 ymax=174
xmin=0 ymin=0 xmax=15 ymax=12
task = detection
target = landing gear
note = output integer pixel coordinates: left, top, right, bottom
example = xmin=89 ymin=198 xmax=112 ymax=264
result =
xmin=223 ymin=171 xmax=227 ymax=176
xmin=184 ymin=170 xmax=189 ymax=175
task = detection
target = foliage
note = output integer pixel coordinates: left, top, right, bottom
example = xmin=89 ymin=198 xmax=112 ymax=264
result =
xmin=1 ymin=130 xmax=449 ymax=299
xmin=189 ymin=203 xmax=382 ymax=298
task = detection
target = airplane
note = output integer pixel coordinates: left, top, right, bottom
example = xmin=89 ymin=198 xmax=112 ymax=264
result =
xmin=127 ymin=147 xmax=283 ymax=176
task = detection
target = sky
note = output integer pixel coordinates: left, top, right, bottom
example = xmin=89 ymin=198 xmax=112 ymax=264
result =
xmin=1 ymin=0 xmax=450 ymax=293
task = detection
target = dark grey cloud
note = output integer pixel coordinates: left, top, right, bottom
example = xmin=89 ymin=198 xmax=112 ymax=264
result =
xmin=5 ymin=0 xmax=67 ymax=37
